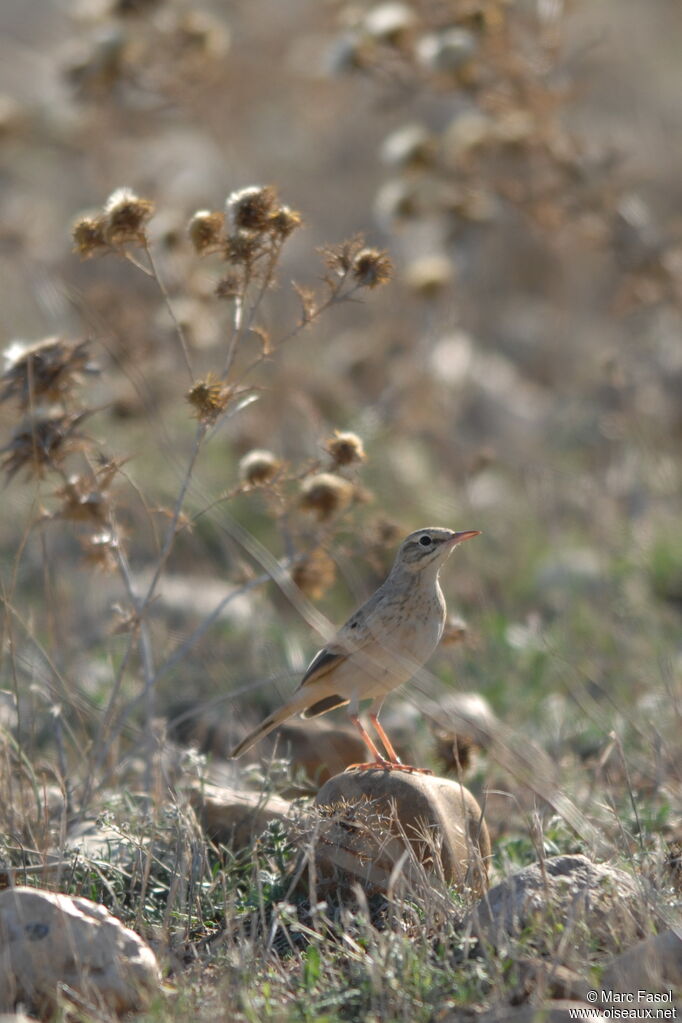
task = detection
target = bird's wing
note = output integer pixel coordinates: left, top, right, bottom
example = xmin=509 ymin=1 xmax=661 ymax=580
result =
xmin=298 ymin=596 xmax=380 ymax=689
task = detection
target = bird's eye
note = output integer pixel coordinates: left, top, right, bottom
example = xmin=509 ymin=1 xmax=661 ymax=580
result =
xmin=419 ymin=535 xmax=432 ymax=547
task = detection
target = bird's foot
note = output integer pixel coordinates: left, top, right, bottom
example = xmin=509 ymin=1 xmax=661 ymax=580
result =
xmin=344 ymin=761 xmax=433 ymax=775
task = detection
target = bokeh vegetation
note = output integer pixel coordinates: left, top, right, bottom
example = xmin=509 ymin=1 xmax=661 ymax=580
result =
xmin=0 ymin=0 xmax=680 ymax=1019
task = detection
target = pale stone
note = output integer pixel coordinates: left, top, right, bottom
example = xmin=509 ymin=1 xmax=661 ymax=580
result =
xmin=312 ymin=769 xmax=490 ymax=898
xmin=601 ymin=928 xmax=682 ymax=996
xmin=189 ymin=781 xmax=291 ymax=847
xmin=0 ymin=887 xmax=160 ymax=1016
xmin=466 ymin=854 xmax=647 ymax=957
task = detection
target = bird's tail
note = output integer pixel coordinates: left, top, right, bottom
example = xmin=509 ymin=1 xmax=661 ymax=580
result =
xmin=229 ymin=690 xmax=317 ymax=759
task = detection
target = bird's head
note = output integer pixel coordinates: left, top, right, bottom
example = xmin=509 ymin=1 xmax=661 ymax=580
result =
xmin=393 ymin=527 xmax=481 ymax=575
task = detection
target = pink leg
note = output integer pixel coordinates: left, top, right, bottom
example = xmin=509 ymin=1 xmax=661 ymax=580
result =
xmin=344 ymin=714 xmax=393 ymax=772
xmin=344 ymin=713 xmax=434 ymax=775
xmin=369 ymin=713 xmax=433 ymax=775
xmin=369 ymin=714 xmax=402 ymax=763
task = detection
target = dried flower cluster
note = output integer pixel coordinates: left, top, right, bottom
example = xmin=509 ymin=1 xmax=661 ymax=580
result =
xmin=0 ymin=337 xmax=101 ymax=480
xmin=185 ymin=373 xmax=233 ymax=425
xmin=0 ymin=409 xmax=91 ymax=481
xmin=325 ymin=430 xmax=366 ymax=467
xmin=323 ymin=236 xmax=393 ymax=291
xmin=292 ymin=547 xmax=337 ymax=600
xmin=299 ymin=471 xmax=355 ymax=521
xmin=65 ymin=3 xmax=231 ymax=105
xmin=1 ymin=337 xmax=97 ymax=409
xmin=0 ymin=333 xmax=124 ymax=570
xmin=187 ymin=185 xmax=303 ymax=303
xmin=238 ymin=449 xmax=281 ymax=486
xmin=72 ymin=188 xmax=155 ymax=258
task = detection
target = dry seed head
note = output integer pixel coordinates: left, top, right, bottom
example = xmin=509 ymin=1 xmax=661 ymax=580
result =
xmin=225 ymin=185 xmax=278 ymax=235
xmin=1 ymin=337 xmax=96 ymax=409
xmin=351 ymin=247 xmax=393 ymax=289
xmin=224 ymin=231 xmax=261 ymax=265
xmin=325 ymin=429 xmax=366 ymax=467
xmin=54 ymin=475 xmax=110 ymax=524
xmin=299 ymin=472 xmax=354 ymax=520
xmin=371 ymin=518 xmax=403 ymax=548
xmin=72 ymin=214 xmax=108 ymax=258
xmin=215 ymin=271 xmax=243 ymax=299
xmin=188 ymin=210 xmax=225 ymax=253
xmin=441 ymin=614 xmax=469 ymax=647
xmin=404 ymin=254 xmax=454 ymax=297
xmin=363 ymin=4 xmax=417 ymax=45
xmin=268 ymin=205 xmax=303 ymax=239
xmin=186 ymin=373 xmax=232 ymax=424
xmin=238 ymin=448 xmax=281 ymax=486
xmin=381 ymin=124 xmax=435 ymax=170
xmin=0 ymin=409 xmax=89 ymax=480
xmin=81 ymin=531 xmax=118 ymax=572
xmin=102 ymin=187 xmax=154 ymax=245
xmin=292 ymin=548 xmax=336 ymax=600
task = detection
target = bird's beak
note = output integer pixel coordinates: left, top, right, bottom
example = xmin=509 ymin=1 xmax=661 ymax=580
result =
xmin=449 ymin=530 xmax=481 ymax=545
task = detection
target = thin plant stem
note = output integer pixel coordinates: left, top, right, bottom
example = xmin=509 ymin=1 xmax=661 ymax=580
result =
xmin=140 ymin=241 xmax=194 ymax=381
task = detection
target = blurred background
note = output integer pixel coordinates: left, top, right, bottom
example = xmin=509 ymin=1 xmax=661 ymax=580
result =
xmin=0 ymin=0 xmax=680 ymax=843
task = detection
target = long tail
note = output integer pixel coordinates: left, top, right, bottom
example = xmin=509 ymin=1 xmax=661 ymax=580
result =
xmin=230 ymin=690 xmax=317 ymax=759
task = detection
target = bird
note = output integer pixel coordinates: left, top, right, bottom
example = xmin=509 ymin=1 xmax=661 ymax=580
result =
xmin=230 ymin=526 xmax=481 ymax=771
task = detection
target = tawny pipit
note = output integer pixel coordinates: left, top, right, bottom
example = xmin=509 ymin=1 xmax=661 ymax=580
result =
xmin=230 ymin=527 xmax=480 ymax=771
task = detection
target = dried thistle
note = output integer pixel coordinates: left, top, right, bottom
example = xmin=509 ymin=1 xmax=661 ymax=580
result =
xmin=52 ymin=458 xmax=124 ymax=524
xmin=188 ymin=210 xmax=225 ymax=253
xmin=325 ymin=429 xmax=366 ymax=467
xmin=292 ymin=548 xmax=336 ymax=600
xmin=81 ymin=531 xmax=118 ymax=572
xmin=322 ymin=237 xmax=392 ymax=289
xmin=214 ymin=271 xmax=243 ymax=299
xmin=370 ymin=518 xmax=403 ymax=549
xmin=299 ymin=472 xmax=354 ymax=521
xmin=224 ymin=231 xmax=262 ymax=266
xmin=0 ymin=409 xmax=92 ymax=481
xmin=102 ymin=187 xmax=155 ymax=246
xmin=268 ymin=205 xmax=303 ymax=239
xmin=226 ymin=185 xmax=278 ymax=235
xmin=440 ymin=614 xmax=469 ymax=647
xmin=186 ymin=373 xmax=232 ymax=424
xmin=54 ymin=476 xmax=110 ymax=524
xmin=238 ymin=449 xmax=281 ymax=486
xmin=1 ymin=337 xmax=97 ymax=410
xmin=323 ymin=236 xmax=364 ymax=276
xmin=404 ymin=254 xmax=454 ymax=297
xmin=71 ymin=214 xmax=108 ymax=259
xmin=351 ymin=247 xmax=393 ymax=289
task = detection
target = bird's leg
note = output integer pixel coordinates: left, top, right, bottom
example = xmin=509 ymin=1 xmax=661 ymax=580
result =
xmin=369 ymin=713 xmax=402 ymax=763
xmin=368 ymin=713 xmax=434 ymax=775
xmin=344 ymin=714 xmax=394 ymax=772
xmin=345 ymin=713 xmax=434 ymax=774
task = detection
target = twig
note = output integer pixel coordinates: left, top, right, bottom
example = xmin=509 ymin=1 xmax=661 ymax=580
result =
xmin=140 ymin=241 xmax=194 ymax=381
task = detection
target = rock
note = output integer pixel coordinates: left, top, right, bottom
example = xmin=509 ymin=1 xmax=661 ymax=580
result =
xmin=601 ymin=927 xmax=682 ymax=996
xmin=0 ymin=887 xmax=160 ymax=1016
xmin=473 ymin=1002 xmax=608 ymax=1022
xmin=466 ymin=854 xmax=647 ymax=957
xmin=66 ymin=819 xmax=147 ymax=867
xmin=430 ymin=692 xmax=499 ymax=773
xmin=312 ymin=769 xmax=490 ymax=898
xmin=510 ymin=957 xmax=591 ymax=1004
xmin=189 ymin=781 xmax=291 ymax=847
